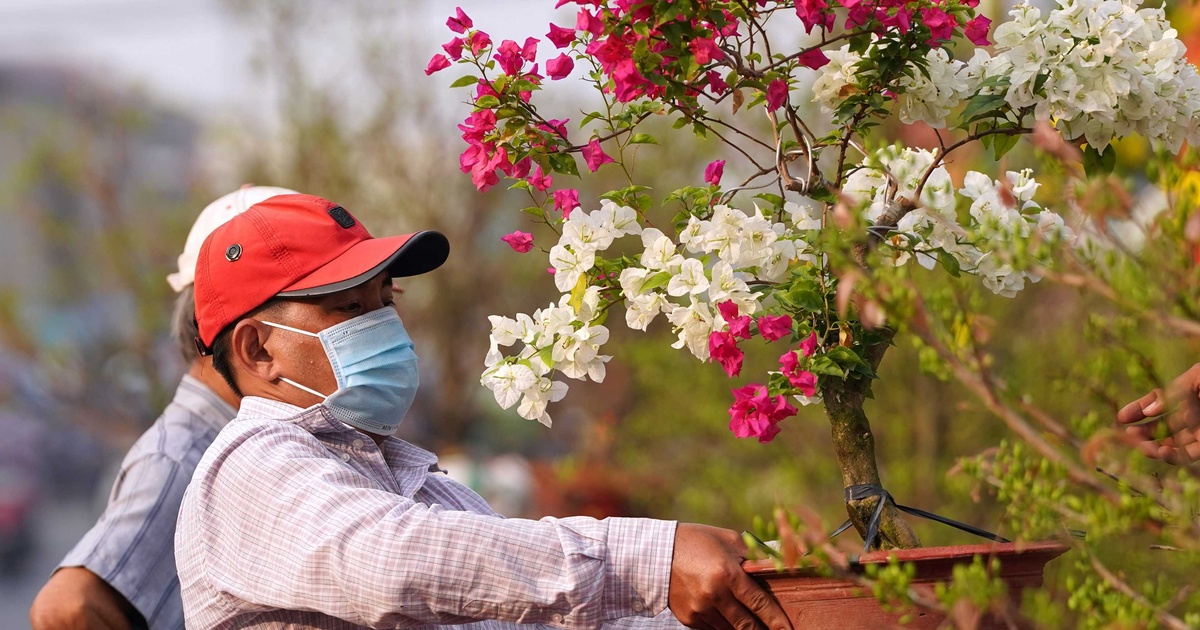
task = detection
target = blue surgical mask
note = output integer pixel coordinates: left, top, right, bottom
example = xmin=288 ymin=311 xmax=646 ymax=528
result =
xmin=261 ymin=307 xmax=419 ymax=436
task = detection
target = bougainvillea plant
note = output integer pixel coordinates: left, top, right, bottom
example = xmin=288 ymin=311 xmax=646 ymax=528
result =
xmin=431 ymin=0 xmax=1200 ymax=549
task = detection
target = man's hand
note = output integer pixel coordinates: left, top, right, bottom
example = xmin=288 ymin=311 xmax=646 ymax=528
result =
xmin=1117 ymin=363 xmax=1200 ymax=464
xmin=30 ymin=567 xmax=138 ymax=630
xmin=668 ymin=523 xmax=793 ymax=630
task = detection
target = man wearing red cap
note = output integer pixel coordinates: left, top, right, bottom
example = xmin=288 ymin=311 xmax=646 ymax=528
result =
xmin=175 ymin=194 xmax=792 ymax=630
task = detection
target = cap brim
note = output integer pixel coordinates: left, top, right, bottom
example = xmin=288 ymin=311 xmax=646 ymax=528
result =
xmin=276 ymin=230 xmax=449 ymax=298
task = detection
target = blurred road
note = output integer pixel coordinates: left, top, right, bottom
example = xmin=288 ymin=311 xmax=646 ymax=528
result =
xmin=0 ymin=499 xmax=100 ymax=630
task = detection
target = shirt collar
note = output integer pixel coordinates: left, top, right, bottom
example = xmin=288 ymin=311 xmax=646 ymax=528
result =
xmin=237 ymin=396 xmax=439 ymax=471
xmin=175 ymin=374 xmax=237 ymax=430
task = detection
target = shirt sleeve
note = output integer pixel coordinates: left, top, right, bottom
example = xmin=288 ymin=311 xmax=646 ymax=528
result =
xmin=61 ymin=452 xmax=188 ymax=626
xmin=188 ymin=423 xmax=677 ymax=629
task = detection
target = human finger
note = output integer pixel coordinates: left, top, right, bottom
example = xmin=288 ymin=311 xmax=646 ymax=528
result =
xmin=1117 ymin=390 xmax=1161 ymax=425
xmin=714 ymin=595 xmax=765 ymax=630
xmin=729 ymin=571 xmax=792 ymax=630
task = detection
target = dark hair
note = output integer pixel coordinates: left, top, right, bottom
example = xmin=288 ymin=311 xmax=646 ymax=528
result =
xmin=171 ymin=286 xmax=201 ymax=364
xmin=207 ymin=299 xmax=283 ymax=398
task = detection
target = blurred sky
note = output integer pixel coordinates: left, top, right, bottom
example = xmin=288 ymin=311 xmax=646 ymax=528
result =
xmin=0 ymin=0 xmax=563 ymax=125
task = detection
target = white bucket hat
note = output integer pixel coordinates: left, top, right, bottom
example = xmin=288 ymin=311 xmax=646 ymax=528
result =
xmin=166 ymin=185 xmax=298 ymax=292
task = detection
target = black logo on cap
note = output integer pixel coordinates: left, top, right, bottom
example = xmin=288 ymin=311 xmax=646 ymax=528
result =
xmin=225 ymin=244 xmax=242 ymax=261
xmin=329 ymin=206 xmax=356 ymax=228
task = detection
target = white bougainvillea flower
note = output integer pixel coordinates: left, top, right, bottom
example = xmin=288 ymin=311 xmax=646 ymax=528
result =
xmin=640 ymin=228 xmax=684 ymax=271
xmin=786 ymin=199 xmax=823 ymax=231
xmin=667 ymin=258 xmax=710 ymax=297
xmin=517 ymin=376 xmax=568 ymax=427
xmin=481 ymin=362 xmax=538 ymax=409
xmin=625 ymin=292 xmax=670 ymax=331
xmin=595 ymin=200 xmax=642 ymax=237
xmin=666 ymin=297 xmax=716 ymax=361
xmin=549 ymin=243 xmax=597 ymax=292
xmin=708 ymin=261 xmax=757 ymax=314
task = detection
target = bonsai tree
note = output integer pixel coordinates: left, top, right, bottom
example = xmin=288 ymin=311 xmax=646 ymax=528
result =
xmin=428 ymin=0 xmax=1200 ymax=551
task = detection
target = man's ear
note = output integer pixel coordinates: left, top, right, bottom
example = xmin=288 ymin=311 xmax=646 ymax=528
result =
xmin=229 ymin=319 xmax=280 ymax=385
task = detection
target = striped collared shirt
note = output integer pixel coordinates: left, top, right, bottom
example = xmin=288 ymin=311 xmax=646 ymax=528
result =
xmin=175 ymin=397 xmax=682 ymax=630
xmin=60 ymin=374 xmax=236 ymax=629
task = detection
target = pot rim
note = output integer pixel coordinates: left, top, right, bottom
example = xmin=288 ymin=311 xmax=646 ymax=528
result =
xmin=742 ymin=539 xmax=1069 ymax=575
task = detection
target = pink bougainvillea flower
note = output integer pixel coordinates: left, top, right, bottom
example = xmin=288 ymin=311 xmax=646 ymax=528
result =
xmin=796 ymin=48 xmax=830 ymax=70
xmin=496 ymin=40 xmax=525 ymax=75
xmin=799 ymin=331 xmax=818 ymax=357
xmin=442 ymin=37 xmax=465 ymax=61
xmin=547 ymin=23 xmax=576 ymax=48
xmin=507 ymin=157 xmax=532 ymax=180
xmin=706 ymin=70 xmax=729 ymax=95
xmin=553 ymin=188 xmax=580 ymax=217
xmin=582 ymin=137 xmax=614 ymax=172
xmin=704 ymin=159 xmax=725 ymax=186
xmin=964 ymin=15 xmax=992 ymax=46
xmin=576 ymin=8 xmax=604 ymax=37
xmin=425 ymin=54 xmax=452 ymax=75
xmin=689 ymin=37 xmax=724 ymax=65
xmin=778 ymin=351 xmax=818 ymax=396
xmin=468 ymin=31 xmax=492 ymax=55
xmin=757 ymin=314 xmax=793 ymax=342
xmin=521 ymin=37 xmax=540 ymax=62
xmin=766 ymin=78 xmax=789 ymax=111
xmin=468 ymin=146 xmax=507 ymax=192
xmin=446 ymin=7 xmax=473 ymax=33
xmin=527 ymin=164 xmax=552 ymax=191
xmin=794 ymin=0 xmax=829 ymax=33
xmin=717 ymin=300 xmax=752 ymax=340
xmin=921 ymin=7 xmax=956 ymax=45
xmin=708 ymin=331 xmax=745 ymax=377
xmin=790 ymin=369 xmax=818 ymax=396
xmin=501 ymin=230 xmax=535 ymax=253
xmin=728 ymin=383 xmax=797 ymax=443
xmin=547 ymin=53 xmax=575 ymax=80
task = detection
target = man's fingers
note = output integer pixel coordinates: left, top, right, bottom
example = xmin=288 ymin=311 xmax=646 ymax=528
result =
xmin=729 ymin=572 xmax=792 ymax=630
xmin=715 ymin=595 xmax=766 ymax=630
xmin=1117 ymin=390 xmax=1161 ymax=425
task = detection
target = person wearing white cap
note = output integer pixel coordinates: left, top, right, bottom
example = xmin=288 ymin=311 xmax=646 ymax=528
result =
xmin=29 ymin=186 xmax=296 ymax=630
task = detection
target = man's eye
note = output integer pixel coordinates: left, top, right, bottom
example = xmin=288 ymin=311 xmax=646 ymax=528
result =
xmin=341 ymin=302 xmax=362 ymax=312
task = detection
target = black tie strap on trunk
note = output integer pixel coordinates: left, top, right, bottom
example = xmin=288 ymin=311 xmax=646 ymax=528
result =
xmin=831 ymin=483 xmax=1010 ymax=553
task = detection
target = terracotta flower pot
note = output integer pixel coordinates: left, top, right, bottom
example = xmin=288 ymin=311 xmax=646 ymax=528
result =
xmin=744 ymin=541 xmax=1068 ymax=629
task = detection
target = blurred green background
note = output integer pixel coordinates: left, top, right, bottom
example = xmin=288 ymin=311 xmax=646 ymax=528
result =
xmin=0 ymin=1 xmax=1197 ymax=627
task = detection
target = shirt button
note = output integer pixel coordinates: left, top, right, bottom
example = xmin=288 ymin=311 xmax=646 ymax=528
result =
xmin=631 ymin=597 xmax=646 ymax=613
xmin=340 ymin=452 xmax=351 ymax=462
xmin=351 ymin=439 xmax=364 ymax=448
xmin=551 ymin=613 xmax=564 ymax=625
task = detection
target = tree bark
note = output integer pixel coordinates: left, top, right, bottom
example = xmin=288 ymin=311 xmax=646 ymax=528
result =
xmin=821 ymin=332 xmax=921 ymax=551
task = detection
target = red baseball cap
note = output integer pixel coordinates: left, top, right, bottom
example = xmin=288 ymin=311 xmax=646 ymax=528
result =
xmin=193 ymin=193 xmax=448 ymax=351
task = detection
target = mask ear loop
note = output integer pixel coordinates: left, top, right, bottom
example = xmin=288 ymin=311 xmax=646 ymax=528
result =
xmin=259 ymin=320 xmax=330 ymax=400
xmin=260 ymin=320 xmax=319 ymax=337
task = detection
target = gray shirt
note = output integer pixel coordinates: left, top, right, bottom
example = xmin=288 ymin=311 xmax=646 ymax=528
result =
xmin=59 ymin=374 xmax=235 ymax=629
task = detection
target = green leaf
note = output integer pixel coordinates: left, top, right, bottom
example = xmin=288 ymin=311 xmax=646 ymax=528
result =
xmin=992 ymin=132 xmax=1020 ymax=159
xmin=808 ymin=355 xmax=847 ymax=378
xmin=1082 ymin=144 xmax=1117 ymax=177
xmin=641 ymin=271 xmax=673 ymax=292
xmin=449 ymin=75 xmax=478 ymax=89
xmin=538 ymin=345 xmax=555 ymax=369
xmin=474 ymin=95 xmax=500 ymax=109
xmin=628 ymin=133 xmax=658 ymax=145
xmin=548 ymin=153 xmax=580 ymax=177
xmin=938 ymin=251 xmax=961 ymax=277
xmin=520 ymin=206 xmax=546 ymax=219
xmin=580 ymin=111 xmax=603 ymax=128
xmin=958 ymin=94 xmax=1007 ymax=127
xmin=826 ymin=346 xmax=870 ymax=372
